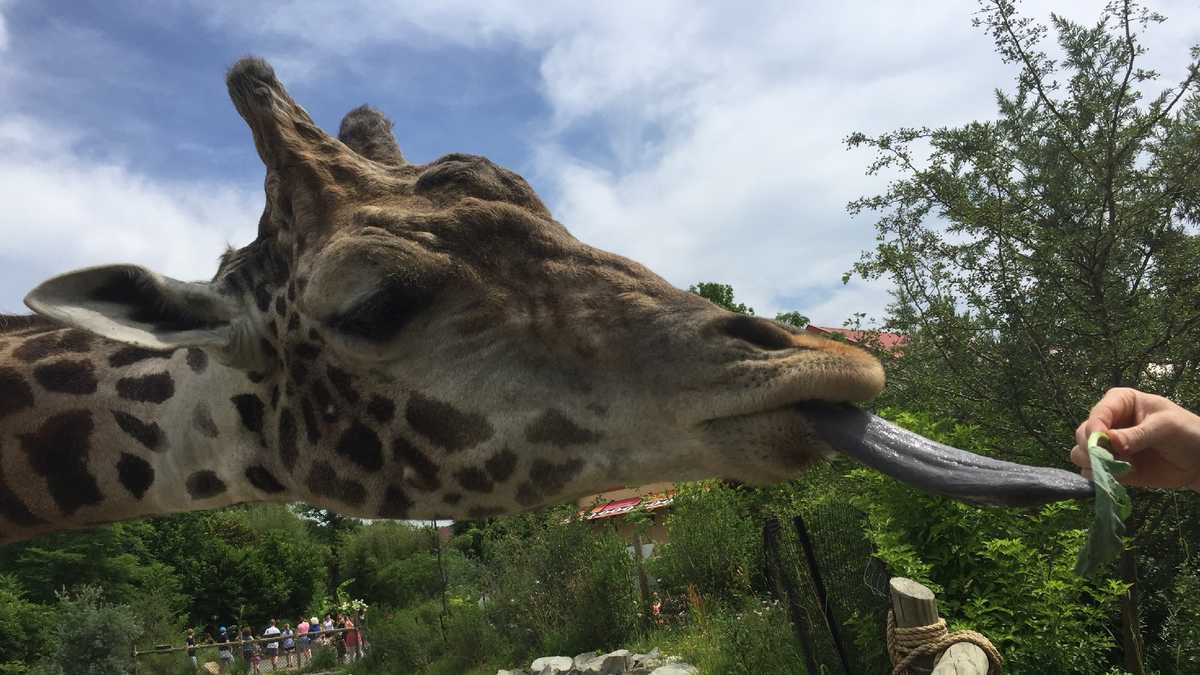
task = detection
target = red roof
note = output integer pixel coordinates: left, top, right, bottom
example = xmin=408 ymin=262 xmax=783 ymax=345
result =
xmin=584 ymin=491 xmax=676 ymax=521
xmin=805 ymin=325 xmax=907 ymax=351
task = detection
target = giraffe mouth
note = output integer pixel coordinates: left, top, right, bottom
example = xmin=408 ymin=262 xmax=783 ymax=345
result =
xmin=798 ymin=402 xmax=1094 ymax=507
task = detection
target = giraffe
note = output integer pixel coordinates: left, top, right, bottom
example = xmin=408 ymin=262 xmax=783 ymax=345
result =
xmin=0 ymin=58 xmax=1092 ymax=544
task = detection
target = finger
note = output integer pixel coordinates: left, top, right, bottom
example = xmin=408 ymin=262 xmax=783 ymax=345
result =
xmin=1107 ymin=415 xmax=1164 ymax=456
xmin=1118 ymin=451 xmax=1189 ymax=489
xmin=1084 ymin=388 xmax=1139 ymax=438
xmin=1070 ymin=443 xmax=1091 ymax=469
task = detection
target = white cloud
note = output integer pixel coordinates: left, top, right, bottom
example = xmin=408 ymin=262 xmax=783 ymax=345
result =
xmin=0 ymin=115 xmax=259 ymax=313
xmin=184 ymin=0 xmax=1195 ymax=326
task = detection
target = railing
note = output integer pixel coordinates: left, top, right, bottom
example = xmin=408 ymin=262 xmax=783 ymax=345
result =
xmin=132 ymin=625 xmax=366 ymax=674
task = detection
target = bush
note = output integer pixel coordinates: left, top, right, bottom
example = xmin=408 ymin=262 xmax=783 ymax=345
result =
xmin=848 ymin=409 xmax=1126 ymax=674
xmin=40 ymin=586 xmax=141 ymax=675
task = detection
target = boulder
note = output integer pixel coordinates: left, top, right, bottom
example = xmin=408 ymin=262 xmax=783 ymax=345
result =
xmin=649 ymin=665 xmax=699 ymax=675
xmin=497 ymin=671 xmax=527 ymax=675
xmin=579 ymin=649 xmax=631 ymax=674
xmin=530 ymin=655 xmax=574 ymax=674
xmin=573 ymin=650 xmax=600 ymax=669
xmin=631 ymin=647 xmax=663 ymax=668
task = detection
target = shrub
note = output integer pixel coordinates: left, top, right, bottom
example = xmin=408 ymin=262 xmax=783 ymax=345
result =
xmin=40 ymin=586 xmax=141 ymax=675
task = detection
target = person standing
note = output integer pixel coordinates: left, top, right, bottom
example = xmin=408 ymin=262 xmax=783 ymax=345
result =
xmin=281 ymin=622 xmax=296 ymax=669
xmin=185 ymin=628 xmax=198 ymax=671
xmin=333 ymin=615 xmax=348 ymax=663
xmin=297 ymin=616 xmax=311 ymax=665
xmin=343 ymin=614 xmax=359 ymax=661
xmin=216 ymin=627 xmax=234 ymax=674
xmin=240 ymin=626 xmax=261 ymax=674
xmin=308 ymin=616 xmax=322 ymax=651
xmin=262 ymin=618 xmax=281 ymax=671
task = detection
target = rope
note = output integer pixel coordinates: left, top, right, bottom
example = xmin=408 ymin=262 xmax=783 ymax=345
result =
xmin=886 ymin=610 xmax=1003 ymax=675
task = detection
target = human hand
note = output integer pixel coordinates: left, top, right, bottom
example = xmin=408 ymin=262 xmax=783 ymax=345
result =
xmin=1071 ymin=387 xmax=1200 ymax=491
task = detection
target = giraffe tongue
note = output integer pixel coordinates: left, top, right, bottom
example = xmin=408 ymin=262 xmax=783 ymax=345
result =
xmin=800 ymin=403 xmax=1094 ymax=506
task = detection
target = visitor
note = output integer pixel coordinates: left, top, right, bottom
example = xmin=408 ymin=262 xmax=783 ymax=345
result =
xmin=1072 ymin=387 xmax=1200 ymax=490
xmin=334 ymin=614 xmax=348 ymax=663
xmin=186 ymin=628 xmax=198 ymax=671
xmin=240 ymin=626 xmax=261 ymax=674
xmin=217 ymin=627 xmax=234 ymax=674
xmin=309 ymin=615 xmax=322 ymax=649
xmin=323 ymin=613 xmax=334 ymax=639
xmin=297 ymin=616 xmax=311 ymax=664
xmin=281 ymin=621 xmax=296 ymax=668
xmin=262 ymin=618 xmax=281 ymax=670
xmin=343 ymin=613 xmax=359 ymax=661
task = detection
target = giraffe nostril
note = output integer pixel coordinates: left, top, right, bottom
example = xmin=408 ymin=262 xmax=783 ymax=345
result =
xmin=715 ymin=315 xmax=796 ymax=351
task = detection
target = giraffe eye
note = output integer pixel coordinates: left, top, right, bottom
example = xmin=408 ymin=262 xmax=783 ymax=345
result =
xmin=326 ymin=280 xmax=435 ymax=342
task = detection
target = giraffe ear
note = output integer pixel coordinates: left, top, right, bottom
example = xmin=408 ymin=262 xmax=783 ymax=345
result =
xmin=24 ymin=264 xmax=240 ymax=352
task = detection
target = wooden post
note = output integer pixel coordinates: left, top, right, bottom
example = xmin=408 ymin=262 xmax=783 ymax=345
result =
xmin=932 ymin=642 xmax=990 ymax=675
xmin=889 ymin=578 xmax=989 ymax=675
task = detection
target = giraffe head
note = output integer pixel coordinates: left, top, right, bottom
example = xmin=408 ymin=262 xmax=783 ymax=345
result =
xmin=22 ymin=59 xmax=1090 ymax=522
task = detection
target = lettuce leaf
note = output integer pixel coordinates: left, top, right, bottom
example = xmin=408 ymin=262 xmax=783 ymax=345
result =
xmin=1074 ymin=431 xmax=1133 ymax=576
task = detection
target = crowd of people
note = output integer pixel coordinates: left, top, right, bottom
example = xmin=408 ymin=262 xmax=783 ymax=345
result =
xmin=185 ymin=612 xmax=365 ymax=673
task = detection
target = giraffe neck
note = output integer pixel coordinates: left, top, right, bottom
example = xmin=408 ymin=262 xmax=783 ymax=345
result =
xmin=0 ymin=317 xmax=288 ymax=543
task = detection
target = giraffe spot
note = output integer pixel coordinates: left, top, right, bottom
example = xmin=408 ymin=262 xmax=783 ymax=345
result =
xmin=192 ymin=402 xmax=219 ymax=438
xmin=0 ymin=455 xmax=44 ymax=526
xmin=18 ymin=410 xmax=103 ymax=515
xmin=312 ymin=380 xmax=336 ymax=420
xmin=442 ymin=493 xmax=462 ymax=506
xmin=288 ymin=358 xmax=309 ymax=384
xmin=116 ymin=372 xmax=175 ymax=403
xmin=117 ymin=453 xmax=154 ymax=500
xmin=366 ymin=396 xmax=395 ymax=424
xmin=529 ymin=458 xmax=585 ymax=496
xmin=186 ymin=348 xmax=208 ymax=373
xmin=278 ymin=408 xmax=299 ymax=471
xmin=270 ymin=384 xmax=280 ymax=409
xmin=306 ymin=460 xmax=366 ymax=507
xmin=485 ymin=448 xmax=518 ymax=482
xmin=377 ymin=485 xmax=413 ymax=518
xmin=12 ymin=334 xmax=58 ymax=362
xmin=112 ymin=410 xmax=167 ymax=452
xmin=254 ymin=285 xmax=272 ymax=313
xmin=274 ymin=294 xmax=288 ymax=317
xmin=0 ymin=368 xmax=34 ymax=421
xmin=405 ymin=392 xmax=493 ymax=452
xmin=524 ymin=409 xmax=602 ymax=447
xmin=258 ymin=338 xmax=279 ymax=364
xmin=327 ymin=365 xmax=360 ymax=403
xmin=231 ymin=394 xmax=266 ymax=435
xmin=186 ymin=470 xmax=227 ymax=499
xmin=58 ymin=329 xmax=93 ymax=352
xmin=109 ymin=346 xmax=173 ymax=368
xmin=453 ymin=467 xmax=494 ymax=493
xmin=467 ymin=505 xmax=504 ymax=519
xmin=307 ymin=328 xmax=324 ymax=343
xmin=293 ymin=342 xmax=321 ymax=361
xmin=33 ymin=359 xmax=98 ymax=395
xmin=245 ymin=465 xmax=287 ymax=494
xmin=392 ymin=435 xmax=441 ymax=491
xmin=301 ymin=397 xmax=321 ymax=443
xmin=335 ymin=421 xmax=384 ymax=472
xmin=515 ymin=481 xmax=540 ymax=507
xmin=247 ymin=371 xmax=267 ymax=383
xmin=287 ymin=315 xmax=300 ymax=332
xmin=288 ymin=282 xmax=297 ymax=302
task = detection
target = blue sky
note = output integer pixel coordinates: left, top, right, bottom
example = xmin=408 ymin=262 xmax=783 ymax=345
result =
xmin=1 ymin=0 xmax=1196 ymax=325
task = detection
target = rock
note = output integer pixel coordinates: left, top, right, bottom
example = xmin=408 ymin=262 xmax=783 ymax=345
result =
xmin=530 ymin=655 xmax=574 ymax=674
xmin=579 ymin=649 xmax=631 ymax=674
xmin=649 ymin=665 xmax=699 ymax=675
xmin=497 ymin=671 xmax=527 ymax=675
xmin=573 ymin=650 xmax=599 ymax=669
xmin=631 ymin=647 xmax=663 ymax=668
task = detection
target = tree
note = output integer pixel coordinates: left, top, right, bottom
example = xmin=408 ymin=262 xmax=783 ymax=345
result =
xmin=846 ymin=2 xmax=1199 ymax=671
xmin=689 ymin=282 xmax=754 ymax=315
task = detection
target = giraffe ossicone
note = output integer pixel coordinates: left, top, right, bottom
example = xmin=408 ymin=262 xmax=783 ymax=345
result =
xmin=0 ymin=58 xmax=1091 ymax=544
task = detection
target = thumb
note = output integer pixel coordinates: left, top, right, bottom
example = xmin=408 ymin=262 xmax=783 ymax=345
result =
xmin=1108 ymin=418 xmax=1162 ymax=455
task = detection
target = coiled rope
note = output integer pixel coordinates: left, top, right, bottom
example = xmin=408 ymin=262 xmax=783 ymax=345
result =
xmin=886 ymin=610 xmax=1003 ymax=675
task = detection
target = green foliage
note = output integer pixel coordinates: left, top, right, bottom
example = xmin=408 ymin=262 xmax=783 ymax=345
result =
xmin=1077 ymin=432 xmax=1133 ymax=576
xmin=40 ymin=586 xmax=141 ymax=675
xmin=0 ymin=575 xmax=50 ymax=672
xmin=773 ymin=311 xmax=810 ymax=329
xmin=649 ymin=482 xmax=760 ymax=602
xmin=850 ymin=409 xmax=1126 ymax=674
xmin=688 ymin=282 xmax=753 ymax=315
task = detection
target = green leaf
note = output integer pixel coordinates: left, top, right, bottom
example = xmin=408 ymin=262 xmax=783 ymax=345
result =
xmin=1074 ymin=432 xmax=1133 ymax=577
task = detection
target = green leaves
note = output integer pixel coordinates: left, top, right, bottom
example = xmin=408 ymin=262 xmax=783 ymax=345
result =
xmin=1075 ymin=432 xmax=1133 ymax=577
